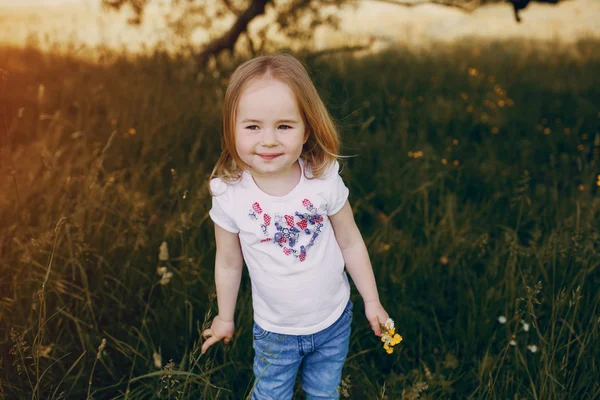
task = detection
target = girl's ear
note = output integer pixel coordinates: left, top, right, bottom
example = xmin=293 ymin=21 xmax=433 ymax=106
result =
xmin=303 ymin=129 xmax=311 ymax=144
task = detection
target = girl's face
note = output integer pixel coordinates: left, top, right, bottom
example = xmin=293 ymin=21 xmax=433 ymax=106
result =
xmin=235 ymin=76 xmax=308 ymax=179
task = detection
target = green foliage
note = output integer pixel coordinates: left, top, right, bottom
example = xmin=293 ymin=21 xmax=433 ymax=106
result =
xmin=0 ymin=38 xmax=599 ymax=399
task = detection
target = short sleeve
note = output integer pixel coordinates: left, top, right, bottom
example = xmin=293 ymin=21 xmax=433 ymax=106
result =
xmin=325 ymin=160 xmax=349 ymax=216
xmin=209 ymin=178 xmax=240 ymax=233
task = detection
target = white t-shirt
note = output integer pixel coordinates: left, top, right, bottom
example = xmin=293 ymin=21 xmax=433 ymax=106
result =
xmin=209 ymin=158 xmax=351 ymax=335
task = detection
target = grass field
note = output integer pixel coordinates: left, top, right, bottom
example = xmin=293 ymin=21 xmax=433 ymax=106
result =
xmin=1 ymin=39 xmax=599 ymax=399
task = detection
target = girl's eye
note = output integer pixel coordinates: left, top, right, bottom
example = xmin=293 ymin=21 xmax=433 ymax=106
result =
xmin=244 ymin=124 xmax=292 ymax=130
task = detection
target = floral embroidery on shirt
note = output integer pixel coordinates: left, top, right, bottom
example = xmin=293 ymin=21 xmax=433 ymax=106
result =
xmin=248 ymin=198 xmax=324 ymax=262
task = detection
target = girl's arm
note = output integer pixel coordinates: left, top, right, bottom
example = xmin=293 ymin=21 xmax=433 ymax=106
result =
xmin=201 ymin=223 xmax=244 ymax=354
xmin=330 ymin=200 xmax=389 ymax=336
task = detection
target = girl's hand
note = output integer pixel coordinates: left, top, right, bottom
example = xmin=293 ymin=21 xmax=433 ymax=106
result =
xmin=201 ymin=315 xmax=235 ymax=354
xmin=365 ymin=300 xmax=390 ymax=336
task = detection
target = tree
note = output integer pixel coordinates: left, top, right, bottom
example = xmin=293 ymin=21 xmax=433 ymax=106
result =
xmin=102 ymin=0 xmax=569 ymax=68
xmin=371 ymin=0 xmax=563 ymax=23
xmin=103 ymin=0 xmax=349 ymax=67
xmin=507 ymin=0 xmax=560 ymax=22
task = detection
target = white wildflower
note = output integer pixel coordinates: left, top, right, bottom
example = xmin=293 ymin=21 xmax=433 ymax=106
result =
xmin=159 ymin=271 xmax=173 ymax=285
xmin=159 ymin=241 xmax=169 ymax=261
xmin=384 ymin=318 xmax=395 ymax=330
xmin=521 ymin=320 xmax=530 ymax=332
xmin=156 ymin=266 xmax=167 ymax=277
xmin=509 ymin=339 xmax=517 ymax=346
xmin=498 ymin=315 xmax=507 ymax=324
xmin=527 ymin=344 xmax=538 ymax=353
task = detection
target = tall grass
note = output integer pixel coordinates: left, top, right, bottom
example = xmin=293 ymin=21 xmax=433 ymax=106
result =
xmin=0 ymin=38 xmax=599 ymax=399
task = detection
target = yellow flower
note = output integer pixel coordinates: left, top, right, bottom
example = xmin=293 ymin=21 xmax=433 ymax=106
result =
xmin=381 ymin=317 xmax=402 ymax=354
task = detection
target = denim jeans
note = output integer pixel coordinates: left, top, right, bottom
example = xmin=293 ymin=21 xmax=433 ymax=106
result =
xmin=251 ymin=300 xmax=353 ymax=400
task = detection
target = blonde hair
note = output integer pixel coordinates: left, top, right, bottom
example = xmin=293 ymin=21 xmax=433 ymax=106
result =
xmin=209 ymin=54 xmax=341 ymax=186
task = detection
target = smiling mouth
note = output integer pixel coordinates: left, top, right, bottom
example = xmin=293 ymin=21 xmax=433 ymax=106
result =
xmin=258 ymin=154 xmax=282 ymax=160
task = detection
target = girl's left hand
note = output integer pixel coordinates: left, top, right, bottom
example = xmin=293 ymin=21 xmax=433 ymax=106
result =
xmin=365 ymin=300 xmax=390 ymax=336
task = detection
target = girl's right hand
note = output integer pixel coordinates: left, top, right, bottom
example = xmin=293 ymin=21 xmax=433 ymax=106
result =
xmin=201 ymin=315 xmax=235 ymax=354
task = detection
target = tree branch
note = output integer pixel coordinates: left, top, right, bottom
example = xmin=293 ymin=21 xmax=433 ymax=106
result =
xmin=196 ymin=0 xmax=271 ymax=68
xmin=359 ymin=0 xmax=482 ymax=12
xmin=360 ymin=0 xmax=567 ymax=21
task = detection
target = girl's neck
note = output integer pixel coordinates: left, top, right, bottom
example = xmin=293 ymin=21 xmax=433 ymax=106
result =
xmin=251 ymin=160 xmax=302 ymax=197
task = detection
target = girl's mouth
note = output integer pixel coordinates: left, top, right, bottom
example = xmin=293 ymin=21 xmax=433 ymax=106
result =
xmin=258 ymin=154 xmax=282 ymax=160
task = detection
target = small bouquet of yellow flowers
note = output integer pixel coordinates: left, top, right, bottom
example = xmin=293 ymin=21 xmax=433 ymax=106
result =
xmin=381 ymin=318 xmax=403 ymax=354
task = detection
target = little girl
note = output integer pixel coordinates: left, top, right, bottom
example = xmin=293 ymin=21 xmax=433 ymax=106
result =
xmin=202 ymin=54 xmax=389 ymax=399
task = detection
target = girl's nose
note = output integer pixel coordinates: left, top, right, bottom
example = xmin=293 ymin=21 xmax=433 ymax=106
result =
xmin=261 ymin=129 xmax=277 ymax=146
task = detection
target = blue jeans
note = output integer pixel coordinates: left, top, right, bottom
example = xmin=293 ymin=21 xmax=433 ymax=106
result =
xmin=251 ymin=300 xmax=353 ymax=400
